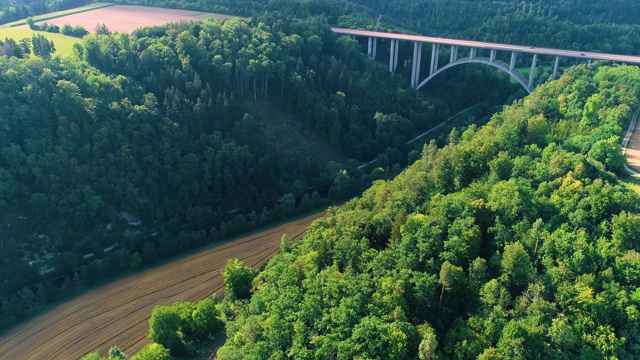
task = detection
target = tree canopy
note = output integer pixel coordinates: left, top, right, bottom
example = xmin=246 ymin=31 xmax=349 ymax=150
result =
xmin=217 ymin=63 xmax=640 ymax=359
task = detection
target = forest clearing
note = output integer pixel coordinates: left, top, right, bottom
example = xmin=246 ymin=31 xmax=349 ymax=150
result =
xmin=0 ymin=211 xmax=323 ymax=359
xmin=0 ymin=26 xmax=78 ymax=53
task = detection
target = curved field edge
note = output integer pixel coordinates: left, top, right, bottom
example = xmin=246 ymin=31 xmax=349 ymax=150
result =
xmin=0 ymin=211 xmax=324 ymax=359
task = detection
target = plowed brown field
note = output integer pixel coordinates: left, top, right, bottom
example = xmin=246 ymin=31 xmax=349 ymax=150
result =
xmin=0 ymin=211 xmax=323 ymax=359
xmin=34 ymin=5 xmax=234 ymax=34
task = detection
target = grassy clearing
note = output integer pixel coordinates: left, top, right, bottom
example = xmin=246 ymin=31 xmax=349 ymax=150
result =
xmin=0 ymin=26 xmax=79 ymax=55
xmin=620 ymin=175 xmax=640 ymax=194
xmin=0 ymin=3 xmax=114 ymax=28
xmin=245 ymin=101 xmax=348 ymax=165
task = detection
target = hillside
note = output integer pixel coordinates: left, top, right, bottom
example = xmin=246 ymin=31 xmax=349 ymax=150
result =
xmin=215 ymin=64 xmax=640 ymax=359
xmin=4 ymin=0 xmax=640 ymax=358
xmin=1 ymin=10 xmax=507 ymax=330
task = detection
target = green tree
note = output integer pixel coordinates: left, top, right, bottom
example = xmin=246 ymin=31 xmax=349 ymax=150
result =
xmin=191 ymin=298 xmax=223 ymax=340
xmin=130 ymin=252 xmax=142 ymax=269
xmin=501 ymin=242 xmax=533 ymax=293
xmin=222 ymin=259 xmax=255 ymax=300
xmin=439 ymin=261 xmax=465 ymax=305
xmin=130 ymin=344 xmax=170 ymax=360
xmin=95 ymin=23 xmax=111 ymax=35
xmin=142 ymin=241 xmax=157 ymax=264
xmin=80 ymin=352 xmax=105 ymax=360
xmin=418 ymin=323 xmax=438 ymax=360
xmin=108 ymin=346 xmax=128 ymax=359
xmin=148 ymin=306 xmax=182 ymax=353
xmin=61 ymin=24 xmax=73 ymax=36
xmin=280 ymin=234 xmax=292 ymax=253
xmin=31 ymin=33 xmax=55 ymax=58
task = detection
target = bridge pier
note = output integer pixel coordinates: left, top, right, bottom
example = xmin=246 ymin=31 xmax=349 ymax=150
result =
xmin=389 ymin=39 xmax=399 ymax=72
xmin=331 ymin=27 xmax=640 ymax=94
xmin=411 ymin=42 xmax=423 ymax=88
xmin=528 ymin=54 xmax=538 ymax=90
xmin=450 ymin=45 xmax=458 ymax=63
xmin=373 ymin=38 xmax=377 ymax=58
xmin=430 ymin=44 xmax=440 ymax=75
xmin=367 ymin=37 xmax=377 ymax=59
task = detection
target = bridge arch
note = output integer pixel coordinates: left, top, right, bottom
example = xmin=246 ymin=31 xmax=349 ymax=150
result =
xmin=415 ymin=57 xmax=532 ymax=93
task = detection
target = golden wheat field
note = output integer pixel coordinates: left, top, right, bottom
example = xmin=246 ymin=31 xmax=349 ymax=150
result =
xmin=0 ymin=211 xmax=324 ymax=359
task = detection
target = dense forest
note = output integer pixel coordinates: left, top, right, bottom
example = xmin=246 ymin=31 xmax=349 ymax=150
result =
xmin=213 ymin=63 xmax=640 ymax=359
xmin=2 ymin=0 xmax=640 ymax=358
xmin=0 ymin=2 xmax=519 ymax=329
xmin=86 ymin=62 xmax=640 ymax=360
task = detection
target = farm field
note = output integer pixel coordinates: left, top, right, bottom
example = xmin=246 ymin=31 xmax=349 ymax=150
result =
xmin=0 ymin=3 xmax=114 ymax=28
xmin=0 ymin=211 xmax=324 ymax=359
xmin=33 ymin=5 xmax=234 ymax=34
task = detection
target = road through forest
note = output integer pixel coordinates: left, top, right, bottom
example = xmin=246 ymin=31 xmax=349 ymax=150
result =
xmin=623 ymin=106 xmax=640 ymax=176
xmin=0 ymin=211 xmax=324 ymax=359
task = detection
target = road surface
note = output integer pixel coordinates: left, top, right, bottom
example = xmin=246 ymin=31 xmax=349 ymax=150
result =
xmin=623 ymin=107 xmax=640 ymax=176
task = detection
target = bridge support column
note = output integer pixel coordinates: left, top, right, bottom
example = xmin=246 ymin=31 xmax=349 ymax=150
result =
xmin=434 ymin=44 xmax=440 ymax=70
xmin=490 ymin=49 xmax=496 ymax=63
xmin=368 ymin=37 xmax=378 ymax=59
xmin=450 ymin=45 xmax=458 ymax=63
xmin=389 ymin=39 xmax=399 ymax=72
xmin=510 ymin=52 xmax=517 ymax=71
xmin=372 ymin=37 xmax=377 ymax=59
xmin=587 ymin=59 xmax=592 ymax=66
xmin=430 ymin=44 xmax=440 ymax=75
xmin=470 ymin=47 xmax=477 ymax=60
xmin=394 ymin=40 xmax=400 ymax=71
xmin=411 ymin=42 xmax=423 ymax=88
xmin=553 ymin=56 xmax=560 ymax=79
xmin=528 ymin=53 xmax=538 ymax=90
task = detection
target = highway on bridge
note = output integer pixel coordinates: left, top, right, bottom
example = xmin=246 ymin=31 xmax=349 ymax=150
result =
xmin=332 ymin=28 xmax=640 ymax=64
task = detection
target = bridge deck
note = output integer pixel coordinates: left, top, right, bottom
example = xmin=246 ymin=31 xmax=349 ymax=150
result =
xmin=332 ymin=28 xmax=640 ymax=64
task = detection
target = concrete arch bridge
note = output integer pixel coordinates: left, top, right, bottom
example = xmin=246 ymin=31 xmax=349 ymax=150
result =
xmin=332 ymin=28 xmax=640 ymax=93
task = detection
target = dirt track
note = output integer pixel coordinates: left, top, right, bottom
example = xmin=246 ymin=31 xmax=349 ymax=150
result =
xmin=626 ymin=128 xmax=640 ymax=172
xmin=623 ymin=107 xmax=640 ymax=173
xmin=0 ymin=211 xmax=323 ymax=359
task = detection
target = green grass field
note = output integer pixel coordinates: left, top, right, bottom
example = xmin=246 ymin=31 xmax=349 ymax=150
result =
xmin=620 ymin=175 xmax=640 ymax=194
xmin=0 ymin=3 xmax=114 ymax=28
xmin=0 ymin=3 xmax=115 ymax=56
xmin=0 ymin=26 xmax=79 ymax=55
